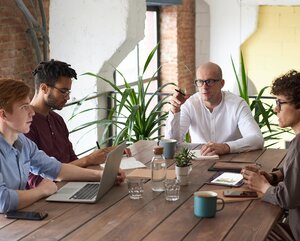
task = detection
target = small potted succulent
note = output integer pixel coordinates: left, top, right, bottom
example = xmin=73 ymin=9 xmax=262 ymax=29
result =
xmin=174 ymin=148 xmax=195 ymax=185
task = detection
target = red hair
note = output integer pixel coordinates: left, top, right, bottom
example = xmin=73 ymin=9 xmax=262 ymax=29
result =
xmin=0 ymin=79 xmax=31 ymax=113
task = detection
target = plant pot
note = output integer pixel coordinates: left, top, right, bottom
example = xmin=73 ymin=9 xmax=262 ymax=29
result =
xmin=175 ymin=165 xmax=192 ymax=185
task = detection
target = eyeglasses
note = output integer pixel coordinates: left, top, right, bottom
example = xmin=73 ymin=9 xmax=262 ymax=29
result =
xmin=194 ymin=79 xmax=221 ymax=87
xmin=50 ymin=86 xmax=71 ymax=97
xmin=275 ymin=99 xmax=291 ymax=111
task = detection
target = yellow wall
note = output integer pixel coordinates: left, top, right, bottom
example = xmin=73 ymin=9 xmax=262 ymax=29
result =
xmin=241 ymin=6 xmax=300 ymax=95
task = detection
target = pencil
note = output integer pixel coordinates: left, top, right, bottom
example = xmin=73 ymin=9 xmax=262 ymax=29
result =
xmin=175 ymin=89 xmax=186 ymax=96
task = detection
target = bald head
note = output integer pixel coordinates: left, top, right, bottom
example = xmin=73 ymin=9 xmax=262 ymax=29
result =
xmin=196 ymin=62 xmax=222 ymax=80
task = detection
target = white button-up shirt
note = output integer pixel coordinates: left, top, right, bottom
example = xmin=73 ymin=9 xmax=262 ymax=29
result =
xmin=165 ymin=91 xmax=264 ymax=153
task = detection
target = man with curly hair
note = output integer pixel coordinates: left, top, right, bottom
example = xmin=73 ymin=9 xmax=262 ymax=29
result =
xmin=26 ymin=60 xmax=128 ymax=188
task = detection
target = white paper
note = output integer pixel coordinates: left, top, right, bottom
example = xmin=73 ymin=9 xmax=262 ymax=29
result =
xmin=100 ymin=157 xmax=146 ymax=170
xmin=211 ymin=172 xmax=243 ymax=186
xmin=190 ymin=150 xmax=219 ymax=160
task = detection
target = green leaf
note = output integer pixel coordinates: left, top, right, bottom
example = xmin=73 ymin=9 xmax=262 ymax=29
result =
xmin=142 ymin=43 xmax=159 ymax=75
xmin=231 ymin=50 xmax=291 ymax=146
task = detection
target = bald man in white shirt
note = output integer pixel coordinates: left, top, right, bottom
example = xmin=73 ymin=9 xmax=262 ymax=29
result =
xmin=165 ymin=62 xmax=264 ymax=156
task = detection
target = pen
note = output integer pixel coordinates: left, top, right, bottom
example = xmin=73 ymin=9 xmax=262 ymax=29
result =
xmin=255 ymin=162 xmax=262 ymax=168
xmin=96 ymin=141 xmax=100 ymax=149
xmin=175 ymin=89 xmax=186 ymax=96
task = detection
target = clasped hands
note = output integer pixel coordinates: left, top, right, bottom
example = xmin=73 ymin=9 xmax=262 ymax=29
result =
xmin=200 ymin=142 xmax=230 ymax=156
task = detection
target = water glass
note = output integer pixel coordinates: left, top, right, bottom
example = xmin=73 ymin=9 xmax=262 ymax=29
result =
xmin=164 ymin=179 xmax=180 ymax=201
xmin=127 ymin=178 xmax=144 ymax=200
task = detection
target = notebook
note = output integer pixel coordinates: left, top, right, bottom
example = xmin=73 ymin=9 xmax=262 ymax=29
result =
xmin=190 ymin=150 xmax=219 ymax=160
xmin=46 ymin=142 xmax=126 ymax=203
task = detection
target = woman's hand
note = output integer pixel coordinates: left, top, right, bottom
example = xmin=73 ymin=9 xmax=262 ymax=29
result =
xmin=241 ymin=166 xmax=271 ymax=194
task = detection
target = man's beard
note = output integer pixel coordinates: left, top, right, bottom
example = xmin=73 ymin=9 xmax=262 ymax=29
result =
xmin=45 ymin=94 xmax=63 ymax=110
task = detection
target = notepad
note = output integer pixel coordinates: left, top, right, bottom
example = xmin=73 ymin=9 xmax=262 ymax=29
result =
xmin=190 ymin=150 xmax=219 ymax=160
xmin=100 ymin=157 xmax=146 ymax=170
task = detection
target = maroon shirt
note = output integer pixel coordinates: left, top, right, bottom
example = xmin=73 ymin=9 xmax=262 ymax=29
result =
xmin=25 ymin=110 xmax=78 ymax=188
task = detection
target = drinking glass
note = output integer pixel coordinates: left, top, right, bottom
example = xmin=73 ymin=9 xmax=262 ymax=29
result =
xmin=127 ymin=178 xmax=144 ymax=200
xmin=164 ymin=179 xmax=180 ymax=201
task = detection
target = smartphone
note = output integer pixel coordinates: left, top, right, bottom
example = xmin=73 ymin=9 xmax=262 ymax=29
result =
xmin=5 ymin=211 xmax=48 ymax=220
xmin=223 ymin=190 xmax=258 ymax=198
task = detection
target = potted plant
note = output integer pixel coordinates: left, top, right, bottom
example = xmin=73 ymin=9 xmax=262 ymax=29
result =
xmin=231 ymin=51 xmax=293 ymax=147
xmin=174 ymin=148 xmax=195 ymax=185
xmin=70 ymin=44 xmax=176 ymax=145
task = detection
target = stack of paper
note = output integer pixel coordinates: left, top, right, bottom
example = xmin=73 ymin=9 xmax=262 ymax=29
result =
xmin=190 ymin=150 xmax=219 ymax=160
xmin=100 ymin=157 xmax=146 ymax=170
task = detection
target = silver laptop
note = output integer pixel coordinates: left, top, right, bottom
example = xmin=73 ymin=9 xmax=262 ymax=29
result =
xmin=46 ymin=142 xmax=126 ymax=203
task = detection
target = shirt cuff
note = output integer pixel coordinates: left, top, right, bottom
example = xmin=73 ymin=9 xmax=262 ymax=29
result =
xmin=10 ymin=190 xmax=19 ymax=211
xmin=3 ymin=189 xmax=19 ymax=212
xmin=225 ymin=142 xmax=233 ymax=153
xmin=262 ymin=186 xmax=277 ymax=205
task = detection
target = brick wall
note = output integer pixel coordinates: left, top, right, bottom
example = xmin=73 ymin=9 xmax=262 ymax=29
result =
xmin=160 ymin=0 xmax=196 ymax=96
xmin=0 ymin=0 xmax=49 ymax=91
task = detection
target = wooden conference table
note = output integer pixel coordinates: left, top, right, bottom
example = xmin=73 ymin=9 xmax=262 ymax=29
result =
xmin=0 ymin=140 xmax=287 ymax=241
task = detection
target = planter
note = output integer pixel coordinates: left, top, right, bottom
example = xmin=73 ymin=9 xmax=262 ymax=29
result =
xmin=175 ymin=165 xmax=192 ymax=185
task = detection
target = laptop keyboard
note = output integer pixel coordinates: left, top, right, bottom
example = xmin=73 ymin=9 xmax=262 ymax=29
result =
xmin=69 ymin=183 xmax=99 ymax=200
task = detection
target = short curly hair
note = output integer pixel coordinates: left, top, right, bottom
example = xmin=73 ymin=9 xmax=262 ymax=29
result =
xmin=33 ymin=59 xmax=77 ymax=88
xmin=271 ymin=70 xmax=300 ymax=109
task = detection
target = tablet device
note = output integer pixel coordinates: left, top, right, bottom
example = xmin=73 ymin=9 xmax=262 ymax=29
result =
xmin=207 ymin=172 xmax=244 ymax=187
xmin=208 ymin=161 xmax=253 ymax=173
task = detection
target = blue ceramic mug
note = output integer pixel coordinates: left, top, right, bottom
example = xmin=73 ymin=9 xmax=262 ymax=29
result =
xmin=159 ymin=139 xmax=177 ymax=159
xmin=194 ymin=191 xmax=225 ymax=218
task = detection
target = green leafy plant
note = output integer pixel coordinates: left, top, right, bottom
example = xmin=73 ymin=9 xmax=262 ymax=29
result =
xmin=72 ymin=44 xmax=176 ymax=145
xmin=231 ymin=51 xmax=292 ymax=147
xmin=174 ymin=148 xmax=195 ymax=167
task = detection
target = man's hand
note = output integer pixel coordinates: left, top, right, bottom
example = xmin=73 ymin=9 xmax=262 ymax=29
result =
xmin=86 ymin=147 xmax=132 ymax=166
xmin=86 ymin=149 xmax=108 ymax=166
xmin=115 ymin=169 xmax=126 ymax=185
xmin=200 ymin=142 xmax=230 ymax=156
xmin=169 ymin=91 xmax=189 ymax=113
xmin=36 ymin=179 xmax=58 ymax=196
xmin=124 ymin=148 xmax=132 ymax=157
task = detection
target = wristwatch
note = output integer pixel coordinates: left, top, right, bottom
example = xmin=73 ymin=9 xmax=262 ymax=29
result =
xmin=270 ymin=172 xmax=278 ymax=185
